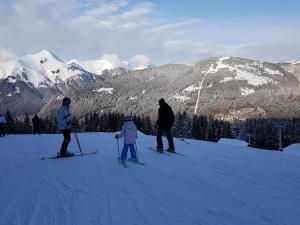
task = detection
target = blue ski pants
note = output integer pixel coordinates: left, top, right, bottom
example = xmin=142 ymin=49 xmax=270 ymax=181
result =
xmin=121 ymin=144 xmax=137 ymax=160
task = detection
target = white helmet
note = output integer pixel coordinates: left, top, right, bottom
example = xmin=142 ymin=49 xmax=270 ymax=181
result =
xmin=123 ymin=112 xmax=132 ymax=121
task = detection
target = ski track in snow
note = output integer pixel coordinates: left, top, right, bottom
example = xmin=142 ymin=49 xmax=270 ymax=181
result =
xmin=0 ymin=133 xmax=300 ymax=225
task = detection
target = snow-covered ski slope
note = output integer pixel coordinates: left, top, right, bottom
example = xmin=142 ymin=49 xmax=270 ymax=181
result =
xmin=0 ymin=133 xmax=299 ymax=225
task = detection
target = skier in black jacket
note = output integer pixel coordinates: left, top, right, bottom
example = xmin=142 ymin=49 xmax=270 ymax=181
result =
xmin=156 ymin=98 xmax=175 ymax=153
xmin=32 ymin=114 xmax=41 ymax=135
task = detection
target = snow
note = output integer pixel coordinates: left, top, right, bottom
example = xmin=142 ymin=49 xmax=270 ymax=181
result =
xmin=14 ymin=87 xmax=20 ymax=94
xmin=0 ymin=50 xmax=82 ymax=87
xmin=206 ymin=57 xmax=280 ymax=86
xmin=287 ymin=60 xmax=300 ymax=65
xmin=6 ymin=93 xmax=12 ymax=97
xmin=173 ymin=94 xmax=191 ymax=102
xmin=129 ymin=96 xmax=137 ymax=100
xmin=240 ymin=87 xmax=255 ymax=96
xmin=93 ymin=88 xmax=114 ymax=94
xmin=194 ymin=72 xmax=208 ymax=114
xmin=182 ymin=84 xmax=201 ymax=92
xmin=235 ymin=70 xmax=277 ymax=86
xmin=0 ymin=133 xmax=299 ymax=225
xmin=207 ymin=57 xmax=231 ymax=74
xmin=7 ymin=77 xmax=17 ymax=83
xmin=264 ymin=68 xmax=283 ymax=76
xmin=284 ymin=144 xmax=300 ymax=156
xmin=218 ymin=138 xmax=249 ymax=147
xmin=220 ymin=76 xmax=234 ymax=83
xmin=141 ymin=90 xmax=146 ymax=94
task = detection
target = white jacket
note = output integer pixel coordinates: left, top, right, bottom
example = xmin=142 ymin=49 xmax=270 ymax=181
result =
xmin=57 ymin=105 xmax=72 ymax=131
xmin=0 ymin=116 xmax=6 ymax=124
xmin=118 ymin=121 xmax=137 ymax=144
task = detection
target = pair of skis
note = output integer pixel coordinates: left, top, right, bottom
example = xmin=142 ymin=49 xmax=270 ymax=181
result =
xmin=118 ymin=158 xmax=146 ymax=168
xmin=41 ymin=133 xmax=99 ymax=160
xmin=41 ymin=150 xmax=98 ymax=160
xmin=148 ymin=147 xmax=186 ymax=156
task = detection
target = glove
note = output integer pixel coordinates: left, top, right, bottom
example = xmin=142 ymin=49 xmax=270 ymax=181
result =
xmin=115 ymin=135 xmax=119 ymax=139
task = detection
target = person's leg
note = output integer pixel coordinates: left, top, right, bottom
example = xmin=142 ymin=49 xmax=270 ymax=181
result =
xmin=121 ymin=144 xmax=129 ymax=160
xmin=156 ymin=128 xmax=164 ymax=151
xmin=129 ymin=144 xmax=137 ymax=159
xmin=165 ymin=128 xmax=175 ymax=151
xmin=0 ymin=124 xmax=3 ymax=136
xmin=60 ymin=129 xmax=71 ymax=155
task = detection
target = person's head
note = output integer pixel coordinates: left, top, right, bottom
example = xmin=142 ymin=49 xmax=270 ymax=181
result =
xmin=123 ymin=112 xmax=132 ymax=121
xmin=62 ymin=97 xmax=71 ymax=107
xmin=159 ymin=98 xmax=165 ymax=106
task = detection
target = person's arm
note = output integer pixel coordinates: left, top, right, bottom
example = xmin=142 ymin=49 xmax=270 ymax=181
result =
xmin=57 ymin=108 xmax=66 ymax=130
xmin=156 ymin=108 xmax=161 ymax=126
xmin=117 ymin=125 xmax=125 ymax=138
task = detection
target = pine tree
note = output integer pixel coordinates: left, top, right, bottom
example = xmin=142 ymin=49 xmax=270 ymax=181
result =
xmin=23 ymin=113 xmax=32 ymax=134
xmin=5 ymin=110 xmax=16 ymax=134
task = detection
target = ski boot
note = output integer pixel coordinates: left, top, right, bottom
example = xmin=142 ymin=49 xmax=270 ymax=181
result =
xmin=166 ymin=147 xmax=175 ymax=153
xmin=128 ymin=157 xmax=139 ymax=162
xmin=156 ymin=147 xmax=163 ymax=153
xmin=58 ymin=151 xmax=74 ymax=158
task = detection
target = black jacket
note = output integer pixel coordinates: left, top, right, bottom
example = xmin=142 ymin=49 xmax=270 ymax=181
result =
xmin=32 ymin=116 xmax=40 ymax=127
xmin=156 ymin=103 xmax=175 ymax=129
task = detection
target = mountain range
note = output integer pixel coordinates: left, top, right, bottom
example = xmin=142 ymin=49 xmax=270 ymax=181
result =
xmin=1 ymin=50 xmax=300 ymax=120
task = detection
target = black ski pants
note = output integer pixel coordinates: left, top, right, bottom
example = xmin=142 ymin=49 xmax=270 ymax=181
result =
xmin=60 ymin=129 xmax=71 ymax=154
xmin=156 ymin=127 xmax=174 ymax=149
xmin=33 ymin=125 xmax=40 ymax=135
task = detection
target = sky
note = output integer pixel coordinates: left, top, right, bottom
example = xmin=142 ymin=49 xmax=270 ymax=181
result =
xmin=0 ymin=0 xmax=300 ymax=65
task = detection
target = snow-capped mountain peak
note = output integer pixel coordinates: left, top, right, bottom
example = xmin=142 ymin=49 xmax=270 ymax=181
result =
xmin=0 ymin=50 xmax=97 ymax=88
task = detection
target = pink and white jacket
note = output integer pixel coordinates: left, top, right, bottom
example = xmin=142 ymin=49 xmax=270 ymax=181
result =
xmin=118 ymin=121 xmax=137 ymax=144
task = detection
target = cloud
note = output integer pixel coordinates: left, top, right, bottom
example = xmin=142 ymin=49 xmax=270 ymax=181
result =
xmin=0 ymin=0 xmax=299 ymax=65
xmin=129 ymin=54 xmax=151 ymax=69
xmin=100 ymin=53 xmax=123 ymax=66
xmin=86 ymin=1 xmax=128 ymax=17
xmin=119 ymin=2 xmax=153 ymax=20
xmin=0 ymin=47 xmax=17 ymax=62
xmin=149 ymin=19 xmax=201 ymax=33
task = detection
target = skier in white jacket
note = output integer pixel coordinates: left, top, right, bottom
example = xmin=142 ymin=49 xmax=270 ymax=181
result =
xmin=115 ymin=113 xmax=138 ymax=164
xmin=57 ymin=97 xmax=73 ymax=156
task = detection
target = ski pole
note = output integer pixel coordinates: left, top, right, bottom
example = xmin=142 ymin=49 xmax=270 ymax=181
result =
xmin=74 ymin=132 xmax=83 ymax=156
xmin=116 ymin=138 xmax=121 ymax=158
xmin=134 ymin=143 xmax=139 ymax=160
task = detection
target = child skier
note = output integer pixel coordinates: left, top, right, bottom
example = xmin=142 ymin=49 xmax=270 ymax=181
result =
xmin=115 ymin=113 xmax=138 ymax=166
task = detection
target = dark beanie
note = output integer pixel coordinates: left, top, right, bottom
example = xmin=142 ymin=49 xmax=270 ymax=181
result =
xmin=159 ymin=98 xmax=165 ymax=104
xmin=63 ymin=97 xmax=71 ymax=103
